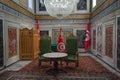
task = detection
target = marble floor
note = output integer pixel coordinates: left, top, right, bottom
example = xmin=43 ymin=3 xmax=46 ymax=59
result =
xmin=0 ymin=60 xmax=31 ymax=73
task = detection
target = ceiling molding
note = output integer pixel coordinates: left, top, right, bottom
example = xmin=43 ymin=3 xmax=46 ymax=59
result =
xmin=35 ymin=14 xmax=90 ymax=20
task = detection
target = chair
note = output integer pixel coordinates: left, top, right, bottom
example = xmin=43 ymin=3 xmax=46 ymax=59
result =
xmin=39 ymin=35 xmax=51 ymax=66
xmin=65 ymin=34 xmax=78 ymax=67
xmin=51 ymin=43 xmax=57 ymax=52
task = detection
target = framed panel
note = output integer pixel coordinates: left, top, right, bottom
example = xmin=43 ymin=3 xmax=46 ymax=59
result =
xmin=74 ymin=0 xmax=90 ymax=14
xmin=5 ymin=21 xmax=19 ymax=66
xmin=36 ymin=0 xmax=48 ymax=15
xmin=96 ymin=24 xmax=103 ymax=56
xmin=40 ymin=30 xmax=49 ymax=37
xmin=76 ymin=30 xmax=86 ymax=48
xmin=77 ymin=0 xmax=87 ymax=10
xmin=105 ymin=26 xmax=113 ymax=58
xmin=0 ymin=18 xmax=4 ymax=69
xmin=52 ymin=29 xmax=72 ymax=44
xmin=8 ymin=27 xmax=17 ymax=58
xmin=39 ymin=0 xmax=46 ymax=11
xmin=92 ymin=29 xmax=96 ymax=50
xmin=116 ymin=16 xmax=120 ymax=70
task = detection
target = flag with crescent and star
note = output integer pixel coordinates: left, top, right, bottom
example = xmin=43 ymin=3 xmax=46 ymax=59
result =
xmin=57 ymin=27 xmax=66 ymax=52
xmin=84 ymin=19 xmax=91 ymax=51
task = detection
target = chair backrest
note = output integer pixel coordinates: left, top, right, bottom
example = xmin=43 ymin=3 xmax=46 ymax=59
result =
xmin=40 ymin=35 xmax=51 ymax=55
xmin=66 ymin=34 xmax=78 ymax=55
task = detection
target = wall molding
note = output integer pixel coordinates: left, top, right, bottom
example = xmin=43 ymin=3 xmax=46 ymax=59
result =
xmin=91 ymin=0 xmax=120 ymax=22
xmin=0 ymin=3 xmax=34 ymax=22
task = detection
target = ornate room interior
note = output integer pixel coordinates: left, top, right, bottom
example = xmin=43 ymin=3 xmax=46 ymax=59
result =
xmin=0 ymin=0 xmax=120 ymax=79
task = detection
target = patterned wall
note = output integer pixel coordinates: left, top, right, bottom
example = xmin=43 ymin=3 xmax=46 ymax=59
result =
xmin=105 ymin=26 xmax=113 ymax=58
xmin=8 ymin=27 xmax=17 ymax=58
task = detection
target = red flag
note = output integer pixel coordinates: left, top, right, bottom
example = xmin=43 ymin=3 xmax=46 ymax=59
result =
xmin=57 ymin=27 xmax=66 ymax=52
xmin=37 ymin=20 xmax=40 ymax=47
xmin=84 ymin=19 xmax=91 ymax=51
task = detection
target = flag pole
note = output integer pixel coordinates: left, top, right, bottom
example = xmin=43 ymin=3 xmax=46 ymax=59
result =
xmin=84 ymin=19 xmax=91 ymax=51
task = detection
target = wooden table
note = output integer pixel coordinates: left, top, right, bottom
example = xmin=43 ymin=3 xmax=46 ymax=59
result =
xmin=42 ymin=52 xmax=67 ymax=76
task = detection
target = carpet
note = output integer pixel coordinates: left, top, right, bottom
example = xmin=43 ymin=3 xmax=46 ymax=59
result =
xmin=0 ymin=56 xmax=120 ymax=80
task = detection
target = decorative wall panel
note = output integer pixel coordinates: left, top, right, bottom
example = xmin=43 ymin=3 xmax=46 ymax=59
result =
xmin=76 ymin=30 xmax=86 ymax=48
xmin=0 ymin=19 xmax=4 ymax=68
xmin=93 ymin=30 xmax=96 ymax=49
xmin=8 ymin=27 xmax=17 ymax=58
xmin=77 ymin=0 xmax=87 ymax=10
xmin=117 ymin=16 xmax=120 ymax=70
xmin=53 ymin=29 xmax=72 ymax=44
xmin=39 ymin=0 xmax=46 ymax=11
xmin=97 ymin=25 xmax=102 ymax=55
xmin=105 ymin=26 xmax=113 ymax=58
xmin=40 ymin=30 xmax=49 ymax=37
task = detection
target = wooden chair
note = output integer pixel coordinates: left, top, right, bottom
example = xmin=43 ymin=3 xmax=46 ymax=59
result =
xmin=65 ymin=34 xmax=78 ymax=67
xmin=39 ymin=35 xmax=51 ymax=66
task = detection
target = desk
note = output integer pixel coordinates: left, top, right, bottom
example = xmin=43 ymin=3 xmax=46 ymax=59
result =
xmin=42 ymin=52 xmax=67 ymax=76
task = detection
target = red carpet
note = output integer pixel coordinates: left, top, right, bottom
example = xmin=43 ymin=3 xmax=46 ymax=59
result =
xmin=20 ymin=56 xmax=109 ymax=73
xmin=0 ymin=56 xmax=120 ymax=80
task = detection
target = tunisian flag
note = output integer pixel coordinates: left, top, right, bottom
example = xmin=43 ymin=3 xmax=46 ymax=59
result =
xmin=37 ymin=20 xmax=40 ymax=47
xmin=84 ymin=19 xmax=91 ymax=51
xmin=57 ymin=27 xmax=66 ymax=52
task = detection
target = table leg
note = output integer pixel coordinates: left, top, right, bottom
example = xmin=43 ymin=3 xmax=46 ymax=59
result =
xmin=46 ymin=60 xmax=67 ymax=76
xmin=54 ymin=61 xmax=58 ymax=70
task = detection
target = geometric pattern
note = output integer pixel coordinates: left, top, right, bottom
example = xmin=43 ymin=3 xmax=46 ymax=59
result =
xmin=105 ymin=26 xmax=113 ymax=58
xmin=8 ymin=27 xmax=17 ymax=58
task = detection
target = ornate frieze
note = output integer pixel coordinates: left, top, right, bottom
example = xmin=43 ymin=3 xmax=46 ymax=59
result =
xmin=39 ymin=19 xmax=88 ymax=24
xmin=0 ymin=3 xmax=34 ymax=22
xmin=91 ymin=0 xmax=120 ymax=22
